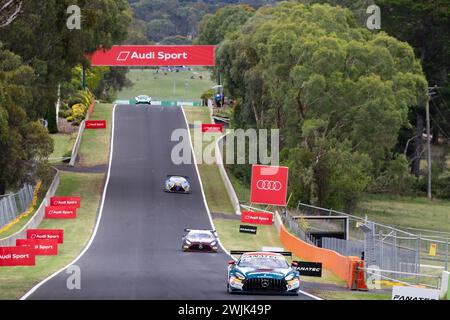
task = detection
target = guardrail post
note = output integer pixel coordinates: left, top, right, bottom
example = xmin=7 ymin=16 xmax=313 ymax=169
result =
xmin=445 ymin=239 xmax=449 ymax=271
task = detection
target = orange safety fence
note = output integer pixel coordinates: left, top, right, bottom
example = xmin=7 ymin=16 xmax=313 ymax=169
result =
xmin=280 ymin=223 xmax=367 ymax=290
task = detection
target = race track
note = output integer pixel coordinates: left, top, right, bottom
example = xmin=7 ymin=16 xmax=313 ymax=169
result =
xmin=25 ymin=105 xmax=317 ymax=300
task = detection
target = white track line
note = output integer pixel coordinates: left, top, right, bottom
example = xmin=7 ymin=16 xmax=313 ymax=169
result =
xmin=21 ymin=104 xmax=118 ymax=300
xmin=180 ymin=107 xmax=322 ymax=300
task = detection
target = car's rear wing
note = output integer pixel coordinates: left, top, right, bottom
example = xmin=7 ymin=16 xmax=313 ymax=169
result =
xmin=184 ymin=228 xmax=217 ymax=233
xmin=230 ymin=250 xmax=292 ymax=257
xmin=167 ymin=175 xmax=190 ymax=180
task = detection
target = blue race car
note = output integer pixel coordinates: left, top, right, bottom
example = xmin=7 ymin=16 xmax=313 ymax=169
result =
xmin=227 ymin=251 xmax=300 ymax=295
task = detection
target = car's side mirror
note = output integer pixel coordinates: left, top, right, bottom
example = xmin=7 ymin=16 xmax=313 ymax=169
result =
xmin=228 ymin=260 xmax=235 ymax=265
xmin=291 ymin=261 xmax=298 ymax=268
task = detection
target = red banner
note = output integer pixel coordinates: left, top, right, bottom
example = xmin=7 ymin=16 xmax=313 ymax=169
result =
xmin=90 ymin=45 xmax=216 ymax=67
xmin=45 ymin=206 xmax=77 ymax=219
xmin=85 ymin=120 xmax=106 ymax=129
xmin=201 ymin=124 xmax=223 ymax=133
xmin=27 ymin=229 xmax=64 ymax=244
xmin=241 ymin=211 xmax=273 ymax=225
xmin=50 ymin=196 xmax=80 ymax=208
xmin=0 ymin=247 xmax=35 ymax=266
xmin=250 ymin=165 xmax=289 ymax=206
xmin=16 ymin=239 xmax=58 ymax=256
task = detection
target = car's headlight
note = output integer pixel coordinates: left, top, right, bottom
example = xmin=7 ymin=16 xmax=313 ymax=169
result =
xmin=285 ymin=273 xmax=295 ymax=281
xmin=235 ymin=272 xmax=246 ymax=280
xmin=210 ymin=241 xmax=217 ymax=246
xmin=167 ymin=181 xmax=175 ymax=188
xmin=185 ymin=239 xmax=191 ymax=245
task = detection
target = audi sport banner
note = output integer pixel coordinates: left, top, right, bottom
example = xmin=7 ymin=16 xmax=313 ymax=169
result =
xmin=90 ymin=45 xmax=216 ymax=67
xmin=16 ymin=239 xmax=59 ymax=256
xmin=85 ymin=120 xmax=107 ymax=129
xmin=201 ymin=123 xmax=223 ymax=133
xmin=50 ymin=196 xmax=80 ymax=208
xmin=27 ymin=229 xmax=64 ymax=244
xmin=250 ymin=165 xmax=289 ymax=206
xmin=45 ymin=206 xmax=77 ymax=219
xmin=0 ymin=247 xmax=35 ymax=266
xmin=241 ymin=211 xmax=273 ymax=226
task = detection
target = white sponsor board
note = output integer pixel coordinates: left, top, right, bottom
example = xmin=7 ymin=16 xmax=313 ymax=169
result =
xmin=392 ymin=286 xmax=440 ymax=300
xmin=261 ymin=246 xmax=284 ymax=252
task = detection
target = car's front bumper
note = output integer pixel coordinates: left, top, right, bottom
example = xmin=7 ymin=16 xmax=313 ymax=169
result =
xmin=182 ymin=242 xmax=218 ymax=252
xmin=228 ymin=276 xmax=299 ymax=295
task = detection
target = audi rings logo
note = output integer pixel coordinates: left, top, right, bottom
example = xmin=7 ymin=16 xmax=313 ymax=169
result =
xmin=256 ymin=180 xmax=282 ymax=191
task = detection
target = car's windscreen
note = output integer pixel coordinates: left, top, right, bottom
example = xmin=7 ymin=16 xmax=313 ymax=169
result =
xmin=238 ymin=255 xmax=289 ymax=268
xmin=187 ymin=232 xmax=214 ymax=241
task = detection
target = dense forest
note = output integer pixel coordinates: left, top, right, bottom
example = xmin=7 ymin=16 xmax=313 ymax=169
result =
xmin=196 ymin=0 xmax=450 ymax=210
xmin=126 ymin=0 xmax=279 ymax=44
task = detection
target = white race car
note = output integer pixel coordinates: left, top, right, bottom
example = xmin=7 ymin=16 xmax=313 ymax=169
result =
xmin=135 ymin=95 xmax=152 ymax=105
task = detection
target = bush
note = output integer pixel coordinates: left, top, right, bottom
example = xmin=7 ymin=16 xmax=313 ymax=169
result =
xmin=66 ymin=116 xmax=74 ymax=122
xmin=71 ymin=103 xmax=87 ymax=125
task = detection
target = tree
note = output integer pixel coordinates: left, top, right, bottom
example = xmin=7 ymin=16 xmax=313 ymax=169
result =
xmin=216 ymin=2 xmax=427 ymax=209
xmin=0 ymin=0 xmax=131 ymax=124
xmin=0 ymin=0 xmax=22 ymax=28
xmin=0 ymin=45 xmax=53 ymax=195
xmin=196 ymin=4 xmax=255 ymax=45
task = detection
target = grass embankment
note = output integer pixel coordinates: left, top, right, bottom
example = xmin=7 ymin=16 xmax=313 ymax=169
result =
xmin=0 ymin=103 xmax=112 ymax=300
xmin=49 ymin=133 xmax=77 ymax=162
xmin=78 ymin=103 xmax=112 ymax=167
xmin=183 ymin=106 xmax=235 ymax=214
xmin=118 ymin=68 xmax=214 ymax=101
xmin=358 ymin=194 xmax=450 ymax=234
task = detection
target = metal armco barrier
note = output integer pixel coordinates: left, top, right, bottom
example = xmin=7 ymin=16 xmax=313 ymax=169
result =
xmin=215 ymin=133 xmax=241 ymax=215
xmin=0 ymin=169 xmax=60 ymax=247
xmin=0 ymin=184 xmax=35 ymax=229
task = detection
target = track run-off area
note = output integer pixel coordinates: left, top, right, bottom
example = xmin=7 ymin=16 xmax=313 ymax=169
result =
xmin=22 ymin=104 xmax=320 ymax=300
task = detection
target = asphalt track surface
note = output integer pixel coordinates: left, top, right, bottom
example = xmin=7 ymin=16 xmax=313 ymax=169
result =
xmin=25 ymin=105 xmax=316 ymax=300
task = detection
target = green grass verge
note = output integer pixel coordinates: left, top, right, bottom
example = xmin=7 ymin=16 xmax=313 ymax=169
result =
xmin=119 ymin=68 xmax=214 ymax=101
xmin=49 ymin=133 xmax=76 ymax=161
xmin=0 ymin=172 xmax=104 ymax=299
xmin=78 ymin=103 xmax=113 ymax=167
xmin=358 ymin=194 xmax=450 ymax=233
xmin=316 ymin=290 xmax=391 ymax=300
xmin=183 ymin=106 xmax=235 ymax=214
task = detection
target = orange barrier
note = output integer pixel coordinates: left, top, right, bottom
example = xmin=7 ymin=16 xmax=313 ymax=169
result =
xmin=280 ymin=223 xmax=366 ymax=290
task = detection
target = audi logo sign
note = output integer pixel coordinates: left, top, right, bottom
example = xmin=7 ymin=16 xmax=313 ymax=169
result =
xmin=256 ymin=180 xmax=282 ymax=191
xmin=250 ymin=165 xmax=289 ymax=206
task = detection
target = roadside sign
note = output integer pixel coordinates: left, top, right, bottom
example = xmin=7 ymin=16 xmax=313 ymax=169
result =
xmin=392 ymin=286 xmax=440 ymax=300
xmin=50 ymin=196 xmax=80 ymax=208
xmin=16 ymin=239 xmax=58 ymax=256
xmin=241 ymin=211 xmax=273 ymax=226
xmin=45 ymin=206 xmax=77 ymax=219
xmin=27 ymin=229 xmax=64 ymax=244
xmin=250 ymin=165 xmax=289 ymax=206
xmin=86 ymin=120 xmax=106 ymax=129
xmin=0 ymin=247 xmax=35 ymax=266
xmin=294 ymin=261 xmax=323 ymax=277
xmin=429 ymin=243 xmax=437 ymax=256
xmin=239 ymin=225 xmax=257 ymax=235
xmin=202 ymin=123 xmax=223 ymax=133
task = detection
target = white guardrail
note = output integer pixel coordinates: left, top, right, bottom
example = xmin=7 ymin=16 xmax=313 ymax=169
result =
xmin=69 ymin=120 xmax=86 ymax=167
xmin=0 ymin=169 xmax=60 ymax=247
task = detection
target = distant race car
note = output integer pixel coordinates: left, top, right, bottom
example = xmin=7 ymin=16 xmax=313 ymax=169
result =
xmin=135 ymin=95 xmax=152 ymax=104
xmin=164 ymin=175 xmax=190 ymax=193
xmin=181 ymin=229 xmax=219 ymax=252
xmin=227 ymin=251 xmax=300 ymax=295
